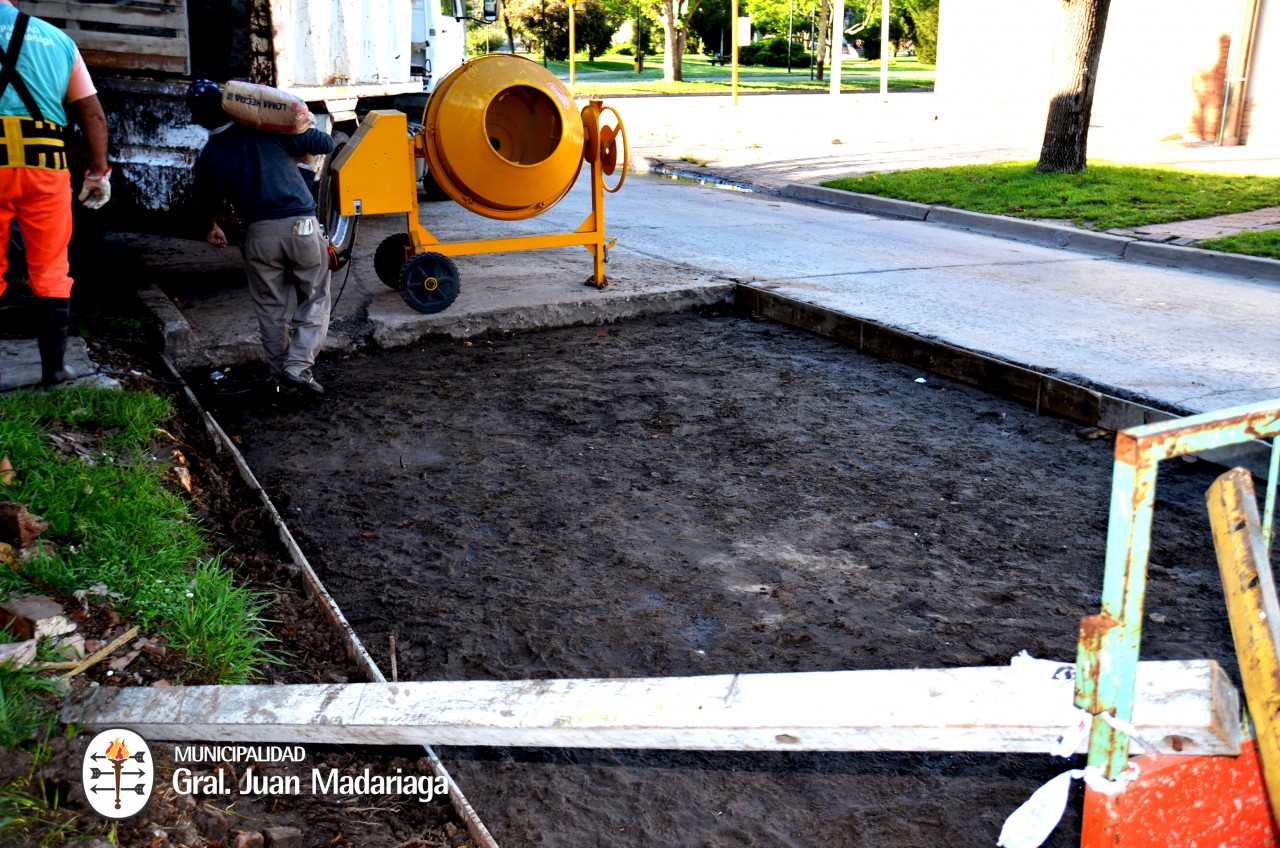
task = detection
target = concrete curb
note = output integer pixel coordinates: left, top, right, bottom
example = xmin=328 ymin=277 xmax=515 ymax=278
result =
xmin=368 ymin=284 xmax=737 ymax=349
xmin=778 ymin=183 xmax=931 ymax=220
xmin=780 ymin=183 xmax=1280 ymax=284
xmin=1123 ymin=241 xmax=1280 ymax=283
xmin=138 ymin=284 xmax=196 ymax=365
xmin=924 ymin=207 xmax=1130 ymax=256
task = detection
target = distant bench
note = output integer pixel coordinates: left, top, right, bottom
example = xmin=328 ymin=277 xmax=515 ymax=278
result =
xmin=708 ymin=52 xmax=728 ymax=66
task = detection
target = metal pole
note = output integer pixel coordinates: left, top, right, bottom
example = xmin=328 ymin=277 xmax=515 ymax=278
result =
xmin=635 ymin=1 xmax=642 ymax=73
xmin=731 ymin=0 xmax=739 ymax=105
xmin=541 ymin=0 xmax=548 ymax=66
xmin=787 ymin=0 xmax=794 ymax=74
xmin=829 ymin=0 xmax=843 ymax=96
xmin=569 ymin=1 xmax=576 ymax=86
xmin=809 ymin=11 xmax=815 ymax=79
xmin=879 ymin=0 xmax=888 ymax=97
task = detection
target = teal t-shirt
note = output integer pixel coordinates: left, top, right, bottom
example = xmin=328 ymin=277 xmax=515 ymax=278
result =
xmin=0 ymin=6 xmax=77 ymax=125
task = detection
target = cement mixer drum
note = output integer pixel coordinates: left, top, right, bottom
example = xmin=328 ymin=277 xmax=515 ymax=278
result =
xmin=425 ymin=55 xmax=585 ymax=220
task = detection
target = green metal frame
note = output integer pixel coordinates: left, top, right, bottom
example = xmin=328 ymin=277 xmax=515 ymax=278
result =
xmin=1075 ymin=399 xmax=1280 ymax=778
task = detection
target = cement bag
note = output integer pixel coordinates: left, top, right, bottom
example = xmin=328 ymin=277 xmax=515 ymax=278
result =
xmin=222 ymin=80 xmax=316 ymax=134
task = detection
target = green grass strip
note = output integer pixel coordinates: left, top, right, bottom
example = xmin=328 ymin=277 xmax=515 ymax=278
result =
xmin=0 ymin=386 xmax=278 ymax=689
xmin=821 ymin=162 xmax=1280 ymax=231
xmin=1197 ymin=229 xmax=1280 ymax=260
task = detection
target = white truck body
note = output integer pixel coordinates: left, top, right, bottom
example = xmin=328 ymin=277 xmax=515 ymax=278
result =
xmin=29 ymin=0 xmax=467 ymax=216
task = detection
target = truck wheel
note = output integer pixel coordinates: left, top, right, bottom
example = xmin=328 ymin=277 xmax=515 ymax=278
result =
xmin=421 ymin=167 xmax=451 ymax=202
xmin=316 ymin=131 xmax=354 ymax=255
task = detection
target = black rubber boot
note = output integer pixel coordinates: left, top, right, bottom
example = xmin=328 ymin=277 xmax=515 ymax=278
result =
xmin=37 ymin=297 xmax=72 ymax=387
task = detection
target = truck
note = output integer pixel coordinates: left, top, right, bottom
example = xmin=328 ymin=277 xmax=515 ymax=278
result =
xmin=24 ymin=0 xmax=473 ymax=229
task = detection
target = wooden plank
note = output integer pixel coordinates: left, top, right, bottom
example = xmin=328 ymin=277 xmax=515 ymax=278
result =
xmin=26 ymin=0 xmax=185 ymax=29
xmin=1208 ymin=468 xmax=1280 ymax=816
xmin=62 ymin=660 xmax=1241 ymax=755
xmin=73 ymin=33 xmax=187 ymax=58
xmin=80 ymin=49 xmax=187 ymax=74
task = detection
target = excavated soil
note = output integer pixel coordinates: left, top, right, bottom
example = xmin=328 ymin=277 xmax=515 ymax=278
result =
xmin=212 ymin=308 xmax=1238 ymax=848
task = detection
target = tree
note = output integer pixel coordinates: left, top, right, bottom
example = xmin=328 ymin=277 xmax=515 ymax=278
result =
xmin=898 ymin=0 xmax=938 ymax=64
xmin=643 ymin=0 xmax=704 ymax=81
xmin=1037 ymin=0 xmax=1112 ymax=173
xmin=690 ymin=0 xmax=730 ymax=56
xmin=744 ymin=0 xmax=819 ymax=38
xmin=504 ymin=0 xmax=618 ymax=61
xmin=579 ymin=2 xmax=620 ymax=58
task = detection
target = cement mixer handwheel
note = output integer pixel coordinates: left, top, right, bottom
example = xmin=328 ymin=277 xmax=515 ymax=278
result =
xmin=400 ymin=252 xmax=461 ymax=314
xmin=599 ymin=106 xmax=628 ymax=193
xmin=375 ymin=234 xmax=413 ymax=289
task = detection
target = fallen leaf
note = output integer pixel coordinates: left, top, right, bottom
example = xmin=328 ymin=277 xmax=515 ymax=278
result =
xmin=0 ymin=457 xmax=14 ymax=485
xmin=0 ymin=542 xmax=18 ymax=569
xmin=0 ymin=502 xmax=49 ymax=548
xmin=172 ymin=466 xmax=193 ymax=493
xmin=361 ymin=531 xmax=375 ymax=540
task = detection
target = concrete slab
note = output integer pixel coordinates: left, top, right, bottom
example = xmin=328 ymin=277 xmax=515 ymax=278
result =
xmin=121 ymin=177 xmax=735 ymax=372
xmin=0 ymin=336 xmax=119 ymax=392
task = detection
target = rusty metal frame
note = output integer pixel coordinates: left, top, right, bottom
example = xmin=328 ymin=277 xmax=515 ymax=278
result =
xmin=1075 ymin=399 xmax=1280 ymax=779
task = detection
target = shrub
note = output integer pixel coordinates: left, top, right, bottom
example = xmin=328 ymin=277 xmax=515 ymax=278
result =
xmin=738 ymin=36 xmax=808 ymax=67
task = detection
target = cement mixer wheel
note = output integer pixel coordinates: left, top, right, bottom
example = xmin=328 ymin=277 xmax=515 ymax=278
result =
xmin=400 ymin=252 xmax=461 ymax=314
xmin=375 ymin=233 xmax=413 ymax=289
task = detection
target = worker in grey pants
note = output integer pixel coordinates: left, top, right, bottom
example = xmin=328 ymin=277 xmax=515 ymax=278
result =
xmin=187 ymin=78 xmax=335 ymax=396
xmin=242 ymin=215 xmax=330 ymax=389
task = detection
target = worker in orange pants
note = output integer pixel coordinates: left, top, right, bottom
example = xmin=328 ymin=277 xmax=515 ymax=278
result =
xmin=0 ymin=1 xmax=111 ymax=386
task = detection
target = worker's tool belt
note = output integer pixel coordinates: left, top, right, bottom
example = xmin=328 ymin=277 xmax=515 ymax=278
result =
xmin=0 ymin=116 xmax=69 ymax=171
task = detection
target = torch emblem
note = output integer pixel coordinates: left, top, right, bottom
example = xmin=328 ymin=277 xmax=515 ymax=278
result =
xmin=81 ymin=729 xmax=154 ymax=818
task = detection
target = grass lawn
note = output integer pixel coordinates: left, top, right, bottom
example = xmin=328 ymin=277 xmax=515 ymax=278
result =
xmin=491 ymin=50 xmax=934 ymax=96
xmin=1197 ymin=229 xmax=1280 ymax=260
xmin=822 ymin=162 xmax=1280 ymax=231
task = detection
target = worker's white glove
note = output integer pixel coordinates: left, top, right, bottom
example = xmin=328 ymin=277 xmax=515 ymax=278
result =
xmin=78 ymin=168 xmax=112 ymax=209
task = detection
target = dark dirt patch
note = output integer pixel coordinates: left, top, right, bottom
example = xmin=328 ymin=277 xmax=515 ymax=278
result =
xmin=213 ymin=309 xmax=1237 ymax=848
xmin=2 ymin=289 xmax=463 ymax=847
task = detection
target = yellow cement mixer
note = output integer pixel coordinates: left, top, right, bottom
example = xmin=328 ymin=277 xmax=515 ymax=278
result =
xmin=330 ymin=54 xmax=628 ymax=314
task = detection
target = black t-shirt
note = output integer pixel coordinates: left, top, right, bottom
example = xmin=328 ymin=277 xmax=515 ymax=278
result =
xmin=194 ymin=123 xmax=335 ymax=223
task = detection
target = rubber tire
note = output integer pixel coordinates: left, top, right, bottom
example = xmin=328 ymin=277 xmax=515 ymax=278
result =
xmin=399 ymin=252 xmax=460 ymax=314
xmin=374 ymin=233 xmax=413 ymax=289
xmin=316 ymin=131 xmax=353 ymax=256
xmin=421 ymin=167 xmax=451 ymax=202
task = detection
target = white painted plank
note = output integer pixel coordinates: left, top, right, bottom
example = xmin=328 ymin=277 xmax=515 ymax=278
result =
xmin=62 ymin=660 xmax=1241 ymax=756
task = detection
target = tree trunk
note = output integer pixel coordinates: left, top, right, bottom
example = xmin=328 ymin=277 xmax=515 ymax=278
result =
xmin=504 ymin=13 xmax=517 ymax=54
xmin=1036 ymin=0 xmax=1112 ymax=173
xmin=815 ymin=0 xmax=830 ymax=81
xmin=661 ymin=0 xmax=684 ymax=81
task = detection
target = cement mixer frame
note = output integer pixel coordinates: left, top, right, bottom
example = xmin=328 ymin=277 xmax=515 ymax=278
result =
xmin=330 ymin=55 xmax=628 ymax=315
